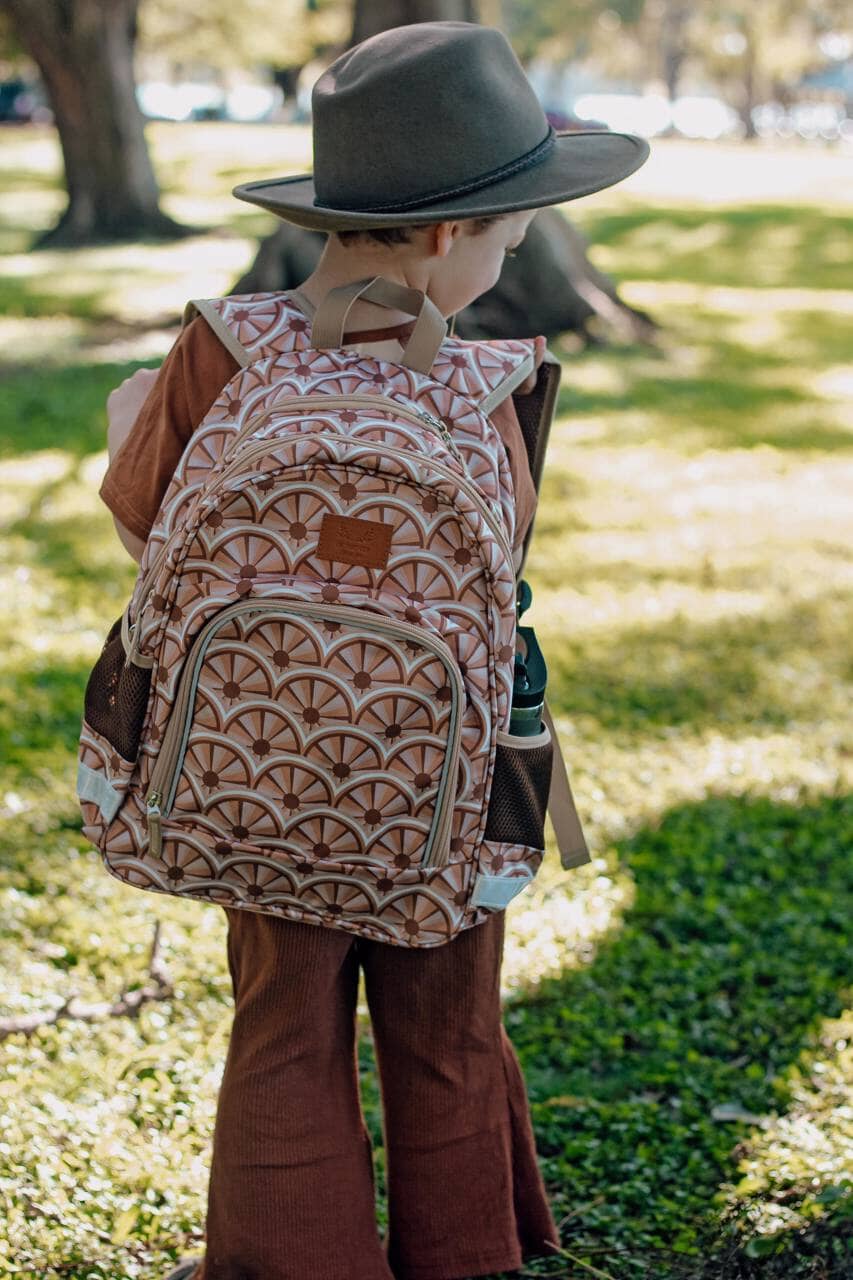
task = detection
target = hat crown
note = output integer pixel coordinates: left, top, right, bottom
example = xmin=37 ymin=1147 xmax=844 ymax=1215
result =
xmin=311 ymin=21 xmax=550 ymax=213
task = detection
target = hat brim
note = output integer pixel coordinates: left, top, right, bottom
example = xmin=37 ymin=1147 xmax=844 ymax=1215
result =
xmin=232 ymin=130 xmax=650 ymax=231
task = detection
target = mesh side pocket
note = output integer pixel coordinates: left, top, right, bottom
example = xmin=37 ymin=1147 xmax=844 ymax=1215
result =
xmin=83 ymin=614 xmax=153 ymax=762
xmin=483 ymin=728 xmax=553 ymax=849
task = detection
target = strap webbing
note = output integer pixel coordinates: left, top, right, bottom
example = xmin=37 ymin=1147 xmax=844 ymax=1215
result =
xmin=542 ymin=699 xmax=591 ymax=870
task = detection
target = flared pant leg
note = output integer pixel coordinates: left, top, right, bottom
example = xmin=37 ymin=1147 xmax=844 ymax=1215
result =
xmin=361 ymin=912 xmax=560 ymax=1280
xmin=198 ymin=911 xmax=394 ymax=1280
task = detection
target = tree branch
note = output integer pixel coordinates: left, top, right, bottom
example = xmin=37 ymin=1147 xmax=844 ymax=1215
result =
xmin=0 ymin=921 xmax=174 ymax=1041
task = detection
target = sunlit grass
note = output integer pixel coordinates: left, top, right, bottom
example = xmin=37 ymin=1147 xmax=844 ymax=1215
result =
xmin=581 ymin=204 xmax=853 ymax=291
xmin=726 ymin=1008 xmax=853 ymax=1230
xmin=1 ymin=126 xmax=851 ymax=1277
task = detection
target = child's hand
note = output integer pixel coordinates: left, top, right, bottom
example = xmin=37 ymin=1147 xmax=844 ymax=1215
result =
xmin=516 ymin=335 xmax=546 ymax=395
xmin=106 ymin=367 xmax=159 ymax=460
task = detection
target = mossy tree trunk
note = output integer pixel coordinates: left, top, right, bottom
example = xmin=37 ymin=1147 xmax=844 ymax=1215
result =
xmin=351 ymin=0 xmax=477 ymax=46
xmin=0 ymin=0 xmax=191 ymax=246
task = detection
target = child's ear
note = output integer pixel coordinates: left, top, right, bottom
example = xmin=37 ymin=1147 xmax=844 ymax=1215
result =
xmin=431 ymin=220 xmax=461 ymax=258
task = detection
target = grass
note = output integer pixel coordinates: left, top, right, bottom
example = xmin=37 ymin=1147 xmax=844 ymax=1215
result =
xmin=584 ymin=205 xmax=853 ymax=291
xmin=0 ymin=124 xmax=851 ymax=1278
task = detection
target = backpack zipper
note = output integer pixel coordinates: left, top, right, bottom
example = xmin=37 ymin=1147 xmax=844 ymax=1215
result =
xmin=144 ymin=598 xmax=464 ymax=870
xmin=224 ymin=392 xmax=468 ymax=467
xmin=132 ymin=392 xmax=476 ymax=614
xmin=213 ymin=432 xmax=514 ymax=571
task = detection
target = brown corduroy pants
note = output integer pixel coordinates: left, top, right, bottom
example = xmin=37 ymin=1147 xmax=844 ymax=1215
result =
xmin=196 ymin=908 xmax=560 ymax=1280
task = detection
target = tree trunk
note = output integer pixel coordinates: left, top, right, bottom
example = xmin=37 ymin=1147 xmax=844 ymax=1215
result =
xmin=456 ymin=209 xmax=658 ymax=344
xmin=738 ymin=29 xmax=759 ymax=140
xmin=351 ymin=0 xmax=477 ymax=46
xmin=0 ymin=0 xmax=192 ymax=246
xmin=661 ymin=0 xmax=691 ymax=102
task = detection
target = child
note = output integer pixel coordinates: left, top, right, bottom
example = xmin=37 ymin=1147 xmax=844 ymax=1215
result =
xmin=99 ymin=21 xmax=647 ymax=1280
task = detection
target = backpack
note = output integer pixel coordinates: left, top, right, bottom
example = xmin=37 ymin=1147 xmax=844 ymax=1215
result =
xmin=77 ymin=276 xmax=589 ymax=948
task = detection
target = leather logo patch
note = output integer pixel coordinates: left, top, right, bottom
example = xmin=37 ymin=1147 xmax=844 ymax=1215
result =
xmin=317 ymin=513 xmax=393 ymax=569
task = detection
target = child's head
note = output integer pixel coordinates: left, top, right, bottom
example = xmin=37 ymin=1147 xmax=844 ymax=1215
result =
xmin=328 ymin=210 xmax=536 ymax=317
xmin=233 ymin=22 xmax=648 ymax=278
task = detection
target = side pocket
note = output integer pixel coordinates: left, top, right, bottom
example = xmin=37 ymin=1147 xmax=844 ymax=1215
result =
xmin=483 ymin=724 xmax=553 ymax=850
xmin=82 ymin=606 xmax=154 ymax=763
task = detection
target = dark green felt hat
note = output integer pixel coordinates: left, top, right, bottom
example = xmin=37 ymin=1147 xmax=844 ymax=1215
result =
xmin=233 ymin=21 xmax=650 ymax=231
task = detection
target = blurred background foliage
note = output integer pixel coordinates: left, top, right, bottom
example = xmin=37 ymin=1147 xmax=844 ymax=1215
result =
xmin=0 ymin=1 xmax=852 ymax=1278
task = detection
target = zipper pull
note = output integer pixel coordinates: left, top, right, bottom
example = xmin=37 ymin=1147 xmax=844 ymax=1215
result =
xmin=417 ymin=408 xmax=465 ymax=465
xmin=146 ymin=791 xmax=162 ymax=858
xmin=127 ymin=620 xmax=142 ymax=665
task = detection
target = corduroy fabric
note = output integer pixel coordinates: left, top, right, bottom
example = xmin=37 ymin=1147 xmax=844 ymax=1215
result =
xmin=197 ymin=910 xmax=559 ymax=1280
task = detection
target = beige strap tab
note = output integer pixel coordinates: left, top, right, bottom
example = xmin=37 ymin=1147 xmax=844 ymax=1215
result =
xmin=479 ymin=349 xmax=536 ymax=418
xmin=120 ymin=603 xmax=155 ymax=668
xmin=187 ymin=298 xmax=252 ymax=369
xmin=542 ymin=699 xmax=591 ymax=870
xmin=310 ymin=276 xmax=447 ymax=374
xmin=285 ymin=286 xmax=317 ymax=319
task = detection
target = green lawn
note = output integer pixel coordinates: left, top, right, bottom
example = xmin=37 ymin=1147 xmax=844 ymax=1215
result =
xmin=0 ymin=125 xmax=851 ymax=1280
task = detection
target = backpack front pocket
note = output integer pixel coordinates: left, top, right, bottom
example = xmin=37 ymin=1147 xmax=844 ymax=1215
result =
xmin=144 ymin=596 xmax=464 ymax=880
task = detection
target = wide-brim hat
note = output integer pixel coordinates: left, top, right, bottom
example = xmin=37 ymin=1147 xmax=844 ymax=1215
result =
xmin=233 ymin=20 xmax=650 ymax=232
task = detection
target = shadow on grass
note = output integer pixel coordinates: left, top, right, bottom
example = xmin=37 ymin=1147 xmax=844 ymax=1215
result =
xmin=554 ymin=316 xmax=853 ymax=454
xmin=538 ymin=591 xmax=851 ymax=735
xmin=558 ymin=367 xmax=807 ymax=421
xmin=9 ymin=499 xmax=136 ymax=599
xmin=0 ymin=360 xmax=156 ymax=458
xmin=581 ymin=205 xmax=853 ymax=293
xmin=0 ymin=276 xmax=105 ymax=322
xmin=0 ymin=654 xmax=93 ymax=778
xmin=502 ymin=790 xmax=853 ymax=1278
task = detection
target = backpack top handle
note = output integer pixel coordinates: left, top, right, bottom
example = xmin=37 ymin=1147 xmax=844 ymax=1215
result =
xmin=310 ymin=275 xmax=448 ymax=374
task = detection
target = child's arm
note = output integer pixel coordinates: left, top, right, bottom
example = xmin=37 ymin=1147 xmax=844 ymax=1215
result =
xmin=99 ymin=318 xmax=240 ymax=567
xmin=515 ymin=334 xmax=546 ymax=394
xmin=105 ymin=369 xmax=159 ymax=563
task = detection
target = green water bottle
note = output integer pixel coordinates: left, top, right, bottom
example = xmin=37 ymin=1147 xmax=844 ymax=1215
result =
xmin=509 ymin=581 xmax=547 ymax=737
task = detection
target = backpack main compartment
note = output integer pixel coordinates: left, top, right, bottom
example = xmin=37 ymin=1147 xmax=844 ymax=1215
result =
xmin=77 ymin=291 xmax=555 ymax=947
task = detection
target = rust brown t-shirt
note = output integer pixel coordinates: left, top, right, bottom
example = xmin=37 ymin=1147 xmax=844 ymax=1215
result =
xmin=99 ymin=314 xmax=538 ymax=552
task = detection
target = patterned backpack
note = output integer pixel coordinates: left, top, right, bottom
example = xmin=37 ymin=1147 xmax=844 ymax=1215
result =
xmin=77 ymin=277 xmax=589 ymax=948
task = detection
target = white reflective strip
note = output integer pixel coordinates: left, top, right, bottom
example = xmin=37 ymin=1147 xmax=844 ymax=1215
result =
xmin=470 ymin=871 xmax=534 ymax=910
xmin=76 ymin=762 xmax=124 ymax=823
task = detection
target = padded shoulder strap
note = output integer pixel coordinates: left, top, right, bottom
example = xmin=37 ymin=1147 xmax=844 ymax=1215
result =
xmin=183 ymin=291 xmax=316 ymax=364
xmin=429 ymin=335 xmax=536 ymax=410
xmin=184 ymin=298 xmax=251 ymax=368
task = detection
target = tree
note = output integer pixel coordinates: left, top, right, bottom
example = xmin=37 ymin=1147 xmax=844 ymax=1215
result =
xmin=139 ymin=0 xmax=348 ymax=74
xmin=0 ymin=0 xmax=190 ymax=247
xmin=503 ymin=0 xmax=850 ymax=124
xmin=351 ymin=0 xmax=476 ymax=45
xmin=700 ymin=1 xmax=849 ymax=137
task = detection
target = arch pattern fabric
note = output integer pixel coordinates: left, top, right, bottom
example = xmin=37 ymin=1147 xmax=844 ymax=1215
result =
xmin=78 ymin=291 xmax=550 ymax=947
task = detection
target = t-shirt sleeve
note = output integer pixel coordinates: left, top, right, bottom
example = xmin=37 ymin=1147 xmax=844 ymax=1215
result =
xmin=99 ymin=315 xmax=240 ymax=542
